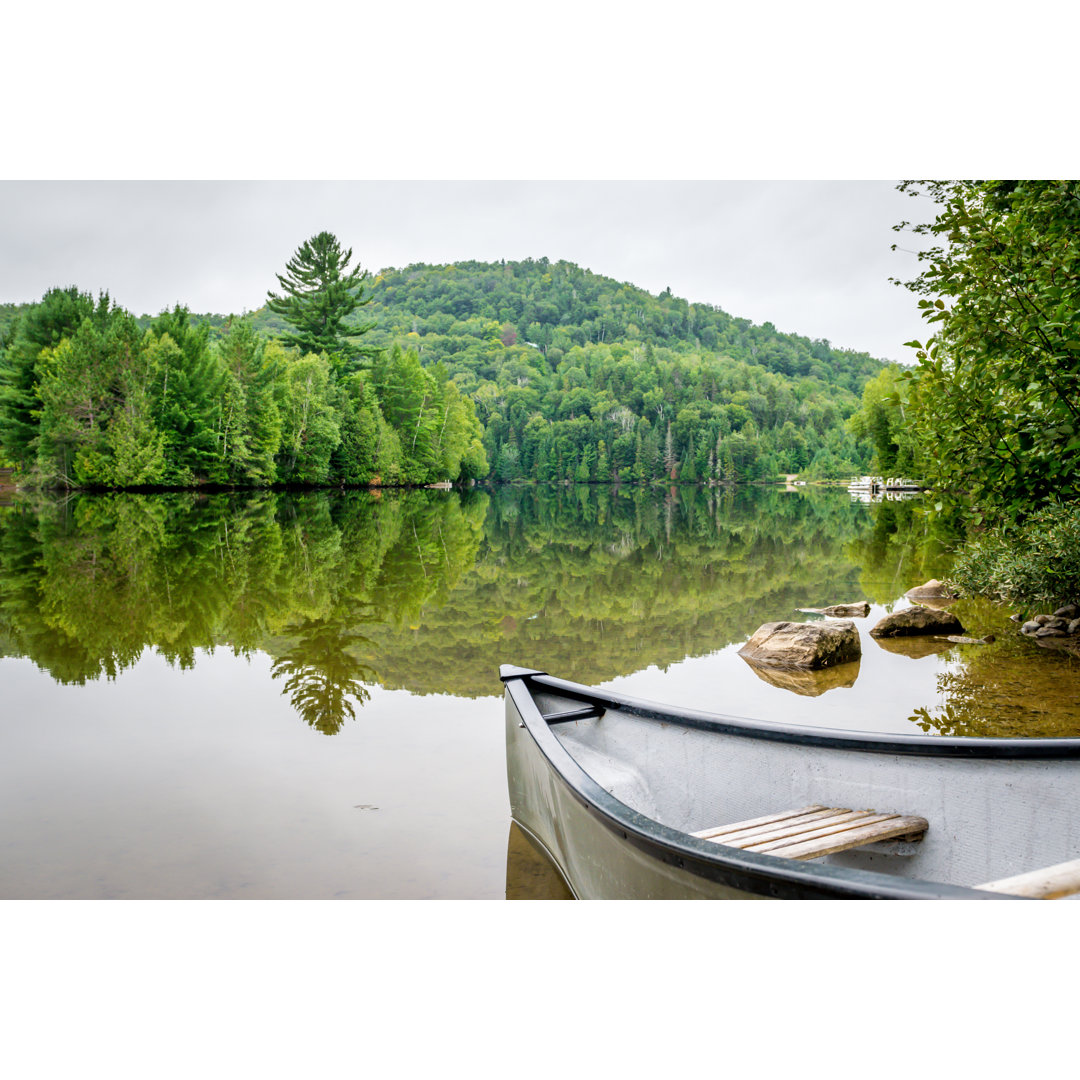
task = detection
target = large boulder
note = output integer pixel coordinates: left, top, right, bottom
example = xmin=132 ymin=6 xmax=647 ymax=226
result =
xmin=905 ymin=579 xmax=959 ymax=600
xmin=870 ymin=605 xmax=965 ymax=638
xmin=738 ymin=620 xmax=861 ymax=669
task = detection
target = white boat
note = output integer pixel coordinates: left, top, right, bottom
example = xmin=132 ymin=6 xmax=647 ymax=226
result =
xmin=847 ymin=475 xmax=880 ymax=492
xmin=502 ymin=666 xmax=1080 ymax=900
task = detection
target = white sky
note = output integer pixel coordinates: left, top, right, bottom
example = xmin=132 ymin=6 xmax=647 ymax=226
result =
xmin=4 ymin=7 xmax=1076 ymax=369
xmin=0 ymin=180 xmax=937 ymax=362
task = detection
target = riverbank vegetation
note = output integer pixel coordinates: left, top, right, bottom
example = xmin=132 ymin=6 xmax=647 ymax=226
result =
xmin=846 ymin=181 xmax=1080 ymax=607
xmin=0 ymin=238 xmax=889 ymax=489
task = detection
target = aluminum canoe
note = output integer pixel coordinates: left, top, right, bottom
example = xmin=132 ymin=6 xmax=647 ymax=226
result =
xmin=501 ymin=665 xmax=1080 ymax=900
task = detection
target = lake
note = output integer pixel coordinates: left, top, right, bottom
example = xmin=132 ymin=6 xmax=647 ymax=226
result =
xmin=3 ymin=484 xmax=1080 ymax=899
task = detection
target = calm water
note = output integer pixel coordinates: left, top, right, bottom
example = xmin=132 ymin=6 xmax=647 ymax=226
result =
xmin=3 ymin=484 xmax=1080 ymax=899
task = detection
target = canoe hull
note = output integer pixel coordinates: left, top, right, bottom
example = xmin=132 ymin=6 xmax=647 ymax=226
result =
xmin=503 ymin=669 xmax=1080 ymax=899
xmin=506 ymin=694 xmax=764 ymax=899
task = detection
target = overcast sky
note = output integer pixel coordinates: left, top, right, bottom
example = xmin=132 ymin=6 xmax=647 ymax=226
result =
xmin=0 ymin=180 xmax=937 ymax=364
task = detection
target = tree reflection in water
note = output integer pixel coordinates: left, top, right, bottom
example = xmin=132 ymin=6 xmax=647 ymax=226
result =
xmin=270 ymin=619 xmax=379 ymax=735
xmin=6 ymin=483 xmax=1078 ymax=738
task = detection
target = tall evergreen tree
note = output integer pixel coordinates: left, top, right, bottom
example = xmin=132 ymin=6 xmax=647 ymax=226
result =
xmin=0 ymin=287 xmax=101 ymax=467
xmin=266 ymin=232 xmax=377 ymax=369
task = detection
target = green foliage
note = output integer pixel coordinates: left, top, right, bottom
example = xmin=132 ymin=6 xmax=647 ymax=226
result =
xmin=266 ymin=231 xmax=377 ymax=368
xmin=35 ymin=305 xmax=158 ymax=487
xmin=215 ymin=320 xmax=283 ymax=484
xmin=276 ymin=352 xmax=341 ymax=483
xmin=0 ymin=288 xmax=482 ymax=490
xmin=947 ymin=500 xmax=1080 ymax=607
xmin=3 ymin=254 xmax=882 ymax=490
xmin=353 ymin=260 xmax=880 ymax=484
xmin=0 ymin=287 xmax=102 ymax=468
xmin=896 ymin=180 xmax=1080 ymax=521
xmin=147 ymin=307 xmax=225 ymax=483
xmin=846 ymin=366 xmax=920 ymax=476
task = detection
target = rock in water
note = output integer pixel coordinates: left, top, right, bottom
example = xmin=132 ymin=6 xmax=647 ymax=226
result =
xmin=870 ymin=605 xmax=965 ymax=638
xmin=905 ymin=579 xmax=959 ymax=600
xmin=738 ymin=620 xmax=861 ymax=669
xmin=798 ymin=602 xmax=871 ymax=618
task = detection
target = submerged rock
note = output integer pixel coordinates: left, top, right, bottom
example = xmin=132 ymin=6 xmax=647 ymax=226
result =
xmin=738 ymin=619 xmax=861 ymax=669
xmin=870 ymin=605 xmax=965 ymax=638
xmin=798 ymin=602 xmax=870 ymax=618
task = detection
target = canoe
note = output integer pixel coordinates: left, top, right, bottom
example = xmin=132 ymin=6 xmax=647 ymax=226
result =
xmin=501 ymin=665 xmax=1080 ymax=900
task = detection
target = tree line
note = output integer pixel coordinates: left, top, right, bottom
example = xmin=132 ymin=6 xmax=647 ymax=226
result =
xmin=1 ymin=236 xmax=888 ymax=489
xmin=0 ymin=233 xmax=487 ymax=489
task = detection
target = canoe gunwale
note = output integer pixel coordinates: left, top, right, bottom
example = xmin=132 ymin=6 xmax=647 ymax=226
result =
xmin=503 ymin=667 xmax=1080 ymax=761
xmin=502 ymin=669 xmax=1022 ymax=900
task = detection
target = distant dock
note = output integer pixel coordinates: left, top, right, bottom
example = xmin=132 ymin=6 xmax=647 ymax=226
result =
xmin=847 ymin=476 xmax=923 ymax=502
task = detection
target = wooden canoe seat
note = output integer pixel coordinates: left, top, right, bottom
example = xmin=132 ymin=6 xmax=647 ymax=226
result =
xmin=975 ymin=857 xmax=1080 ymax=900
xmin=691 ymin=803 xmax=928 ymax=861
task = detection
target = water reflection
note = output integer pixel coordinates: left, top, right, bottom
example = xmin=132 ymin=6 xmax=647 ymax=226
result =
xmin=270 ymin=620 xmax=379 ymax=735
xmin=505 ymin=823 xmax=573 ymax=900
xmin=741 ymin=657 xmax=861 ymax=697
xmin=905 ymin=598 xmax=1080 ymax=737
xmin=2 ymin=485 xmax=1080 ymax=738
xmin=0 ymin=485 xmax=873 ymax=733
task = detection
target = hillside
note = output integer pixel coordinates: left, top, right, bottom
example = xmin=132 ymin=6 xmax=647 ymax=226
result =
xmin=363 ymin=260 xmax=884 ymax=481
xmin=224 ymin=259 xmax=883 ymax=481
xmin=3 ymin=259 xmax=886 ymax=483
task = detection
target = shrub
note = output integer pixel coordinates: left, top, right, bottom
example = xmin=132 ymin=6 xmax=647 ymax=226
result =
xmin=948 ymin=500 xmax=1080 ymax=607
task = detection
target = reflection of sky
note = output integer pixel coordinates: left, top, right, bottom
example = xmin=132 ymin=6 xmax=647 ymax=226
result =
xmin=0 ymin=650 xmax=507 ymax=900
xmin=602 ymin=600 xmax=961 ymax=737
xmin=0 ymin=596 xmax=967 ymax=899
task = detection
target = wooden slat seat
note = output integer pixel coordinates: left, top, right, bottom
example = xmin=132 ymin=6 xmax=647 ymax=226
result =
xmin=975 ymin=857 xmax=1080 ymax=900
xmin=692 ymin=803 xmax=928 ymax=861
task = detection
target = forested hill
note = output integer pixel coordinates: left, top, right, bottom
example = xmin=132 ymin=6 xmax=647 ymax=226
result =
xmin=243 ymin=258 xmax=885 ymax=482
xmin=367 ymin=259 xmax=881 ymax=386
xmin=2 ymin=258 xmax=888 ymax=485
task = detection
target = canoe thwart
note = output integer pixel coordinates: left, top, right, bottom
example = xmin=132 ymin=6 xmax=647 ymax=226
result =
xmin=975 ymin=857 xmax=1080 ymax=899
xmin=692 ymin=804 xmax=928 ymax=860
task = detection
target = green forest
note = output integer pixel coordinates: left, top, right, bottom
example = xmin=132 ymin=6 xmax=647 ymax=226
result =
xmin=851 ymin=181 xmax=1080 ymax=607
xmin=5 ymin=182 xmax=1079 ymax=613
xmin=0 ymin=235 xmax=889 ymax=489
xmin=0 ymin=234 xmax=488 ymax=490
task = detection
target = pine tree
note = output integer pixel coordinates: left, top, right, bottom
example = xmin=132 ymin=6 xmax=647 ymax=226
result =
xmin=266 ymin=232 xmax=377 ymax=370
xmin=0 ymin=287 xmax=100 ymax=468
